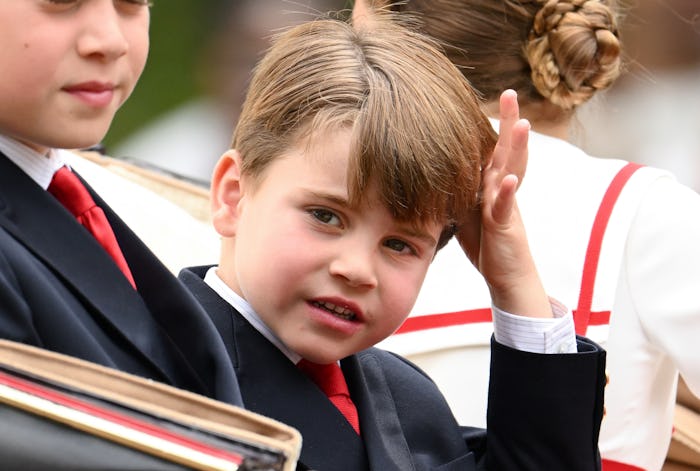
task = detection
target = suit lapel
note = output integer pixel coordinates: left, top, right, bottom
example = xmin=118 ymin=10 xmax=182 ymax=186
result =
xmin=236 ymin=317 xmax=371 ymax=471
xmin=344 ymin=353 xmax=416 ymax=471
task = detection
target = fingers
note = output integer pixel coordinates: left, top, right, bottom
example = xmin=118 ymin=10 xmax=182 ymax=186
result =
xmin=508 ymin=119 xmax=530 ymax=186
xmin=498 ymin=90 xmax=520 ymax=136
xmin=457 ymin=89 xmax=528 ymax=269
xmin=491 ymin=174 xmax=518 ymax=225
xmin=485 ymin=90 xmax=527 ymax=225
xmin=492 ymin=90 xmax=519 ymax=168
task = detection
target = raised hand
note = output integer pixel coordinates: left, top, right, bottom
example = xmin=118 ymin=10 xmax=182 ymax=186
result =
xmin=456 ymin=90 xmax=551 ymax=318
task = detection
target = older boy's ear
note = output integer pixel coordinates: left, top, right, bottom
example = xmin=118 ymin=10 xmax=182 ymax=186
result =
xmin=210 ymin=150 xmax=244 ymax=238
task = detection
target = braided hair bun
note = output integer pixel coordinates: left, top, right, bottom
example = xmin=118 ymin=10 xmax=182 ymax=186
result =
xmin=525 ymin=0 xmax=621 ymax=109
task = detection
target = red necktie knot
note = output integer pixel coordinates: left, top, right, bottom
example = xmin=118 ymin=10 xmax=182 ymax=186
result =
xmin=48 ymin=166 xmax=136 ymax=289
xmin=47 ymin=167 xmax=96 ymax=217
xmin=297 ymin=359 xmax=360 ymax=435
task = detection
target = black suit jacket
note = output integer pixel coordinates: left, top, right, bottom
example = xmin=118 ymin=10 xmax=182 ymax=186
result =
xmin=0 ymin=154 xmax=242 ymax=406
xmin=181 ymin=266 xmax=606 ymax=471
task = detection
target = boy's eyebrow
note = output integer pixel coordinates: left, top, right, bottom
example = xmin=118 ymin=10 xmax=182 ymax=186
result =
xmin=304 ymin=189 xmax=438 ymax=247
xmin=304 ymin=189 xmax=351 ymax=207
xmin=395 ymin=226 xmax=438 ymax=248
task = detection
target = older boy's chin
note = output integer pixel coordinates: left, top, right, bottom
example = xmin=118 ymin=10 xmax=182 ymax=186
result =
xmin=48 ymin=124 xmax=111 ymax=151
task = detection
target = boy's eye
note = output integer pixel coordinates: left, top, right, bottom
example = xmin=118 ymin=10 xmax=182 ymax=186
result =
xmin=309 ymin=208 xmax=341 ymax=227
xmin=384 ymin=238 xmax=415 ymax=255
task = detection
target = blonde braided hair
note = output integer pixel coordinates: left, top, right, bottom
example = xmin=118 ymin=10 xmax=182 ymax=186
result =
xmin=525 ymin=0 xmax=621 ymax=109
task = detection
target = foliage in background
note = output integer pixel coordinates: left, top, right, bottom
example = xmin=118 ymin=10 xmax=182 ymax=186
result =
xmin=103 ymin=1 xmax=210 ymax=151
xmin=104 ymin=0 xmax=354 ymax=153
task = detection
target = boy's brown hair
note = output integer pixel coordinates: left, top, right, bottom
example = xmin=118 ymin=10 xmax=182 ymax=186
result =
xmin=231 ymin=16 xmax=496 ymax=249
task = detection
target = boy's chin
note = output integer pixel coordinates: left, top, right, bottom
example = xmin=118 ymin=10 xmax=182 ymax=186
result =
xmin=55 ymin=139 xmax=105 ymax=152
xmin=45 ymin=130 xmax=109 ymax=152
xmin=47 ymin=114 xmax=115 ymax=150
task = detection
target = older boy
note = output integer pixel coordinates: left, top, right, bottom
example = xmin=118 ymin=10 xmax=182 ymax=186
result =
xmin=181 ymin=17 xmax=606 ymax=470
xmin=0 ymin=0 xmax=239 ymax=405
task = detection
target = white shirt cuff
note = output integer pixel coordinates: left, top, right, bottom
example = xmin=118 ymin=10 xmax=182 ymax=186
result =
xmin=492 ymin=298 xmax=577 ymax=354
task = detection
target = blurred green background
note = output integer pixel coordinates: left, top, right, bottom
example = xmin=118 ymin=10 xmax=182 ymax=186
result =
xmin=104 ymin=1 xmax=210 ymax=150
xmin=105 ymin=0 xmax=352 ymax=153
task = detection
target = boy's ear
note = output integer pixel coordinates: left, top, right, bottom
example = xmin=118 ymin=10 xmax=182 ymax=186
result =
xmin=210 ymin=149 xmax=244 ymax=238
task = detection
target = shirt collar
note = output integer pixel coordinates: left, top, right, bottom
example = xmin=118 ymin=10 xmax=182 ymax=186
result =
xmin=0 ymin=135 xmax=67 ymax=190
xmin=203 ymin=266 xmax=301 ymax=364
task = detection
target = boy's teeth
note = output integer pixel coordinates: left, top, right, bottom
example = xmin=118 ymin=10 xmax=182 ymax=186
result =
xmin=314 ymin=301 xmax=355 ymax=320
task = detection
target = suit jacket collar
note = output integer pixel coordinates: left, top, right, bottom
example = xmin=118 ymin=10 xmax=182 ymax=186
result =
xmin=344 ymin=354 xmax=418 ymax=471
xmin=0 ymin=154 xmax=152 ymax=325
xmin=0 ymin=154 xmax=224 ymax=395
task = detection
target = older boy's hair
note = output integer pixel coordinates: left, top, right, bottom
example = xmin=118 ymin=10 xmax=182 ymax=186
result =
xmin=231 ymin=16 xmax=496 ymax=248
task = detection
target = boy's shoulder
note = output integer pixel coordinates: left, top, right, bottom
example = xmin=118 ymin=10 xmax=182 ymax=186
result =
xmin=351 ymin=347 xmax=466 ymax=443
xmin=357 ymin=347 xmax=431 ymax=377
xmin=354 ymin=347 xmax=444 ymax=394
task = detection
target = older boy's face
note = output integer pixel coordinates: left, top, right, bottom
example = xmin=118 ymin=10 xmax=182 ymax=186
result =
xmin=0 ymin=0 xmax=149 ymax=153
xmin=218 ymin=129 xmax=441 ymax=364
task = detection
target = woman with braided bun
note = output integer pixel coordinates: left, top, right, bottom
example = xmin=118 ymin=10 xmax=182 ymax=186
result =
xmin=353 ymin=2 xmax=700 ymax=470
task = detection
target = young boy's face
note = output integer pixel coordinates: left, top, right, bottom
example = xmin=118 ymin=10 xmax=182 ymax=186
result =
xmin=0 ymin=0 xmax=150 ymax=153
xmin=215 ymin=129 xmax=442 ymax=364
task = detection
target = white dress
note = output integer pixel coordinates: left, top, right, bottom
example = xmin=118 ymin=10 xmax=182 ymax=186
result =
xmin=378 ymin=129 xmax=700 ymax=471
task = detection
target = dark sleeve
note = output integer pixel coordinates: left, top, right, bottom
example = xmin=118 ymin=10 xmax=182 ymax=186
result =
xmin=485 ymin=336 xmax=605 ymax=471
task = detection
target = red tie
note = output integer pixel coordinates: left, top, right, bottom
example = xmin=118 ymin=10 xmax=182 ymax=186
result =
xmin=297 ymin=359 xmax=360 ymax=434
xmin=48 ymin=166 xmax=136 ymax=289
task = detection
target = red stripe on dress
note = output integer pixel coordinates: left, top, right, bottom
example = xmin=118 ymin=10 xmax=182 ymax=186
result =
xmin=395 ymin=309 xmax=492 ymax=334
xmin=394 ymin=309 xmax=610 ymax=334
xmin=575 ymin=162 xmax=643 ymax=335
xmin=577 ymin=310 xmax=610 ymax=327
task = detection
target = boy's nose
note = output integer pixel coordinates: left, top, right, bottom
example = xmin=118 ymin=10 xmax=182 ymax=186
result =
xmin=77 ymin=3 xmax=131 ymax=60
xmin=328 ymin=245 xmax=378 ymax=289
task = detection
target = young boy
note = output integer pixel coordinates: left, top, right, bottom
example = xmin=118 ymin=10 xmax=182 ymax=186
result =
xmin=180 ymin=16 xmax=606 ymax=470
xmin=0 ymin=0 xmax=239 ymax=405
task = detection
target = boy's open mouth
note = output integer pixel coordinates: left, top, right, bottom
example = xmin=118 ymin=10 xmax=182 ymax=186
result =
xmin=312 ymin=301 xmax=357 ymax=321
